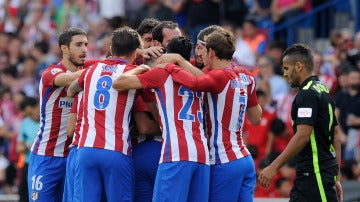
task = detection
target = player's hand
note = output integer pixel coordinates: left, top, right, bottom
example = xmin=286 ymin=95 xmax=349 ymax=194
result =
xmin=155 ymin=63 xmax=169 ymax=69
xmin=137 ymin=47 xmax=164 ymax=60
xmin=335 ymin=180 xmax=343 ymax=202
xmin=156 ymin=53 xmax=180 ymax=64
xmin=122 ymin=65 xmax=150 ymax=76
xmin=258 ymin=165 xmax=277 ymax=187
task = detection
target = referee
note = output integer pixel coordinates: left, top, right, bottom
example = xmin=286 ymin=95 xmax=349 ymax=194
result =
xmin=258 ymin=43 xmax=343 ymax=202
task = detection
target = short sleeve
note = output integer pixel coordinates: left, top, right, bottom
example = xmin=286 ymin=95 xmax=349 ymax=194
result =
xmin=41 ymin=65 xmax=66 ymax=87
xmin=293 ymin=90 xmax=319 ymax=126
xmin=137 ymin=68 xmax=168 ymax=89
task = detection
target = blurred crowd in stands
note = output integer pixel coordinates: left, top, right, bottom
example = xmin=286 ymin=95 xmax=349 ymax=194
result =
xmin=0 ymin=0 xmax=359 ymax=199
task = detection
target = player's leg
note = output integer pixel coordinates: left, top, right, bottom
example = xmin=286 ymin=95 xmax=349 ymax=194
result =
xmin=133 ymin=140 xmax=161 ymax=202
xmin=187 ymin=163 xmax=210 ymax=202
xmin=28 ymin=153 xmax=67 ymax=202
xmin=209 ymin=156 xmax=256 ymax=202
xmin=73 ymin=147 xmax=102 ymax=202
xmin=62 ymin=146 xmax=77 ymax=202
xmin=237 ymin=155 xmax=256 ymax=202
xmin=101 ymin=149 xmax=134 ymax=202
xmin=153 ymin=162 xmax=193 ymax=202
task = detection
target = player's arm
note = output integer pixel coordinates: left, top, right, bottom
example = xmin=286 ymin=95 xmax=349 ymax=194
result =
xmin=112 ymin=75 xmax=143 ymax=91
xmin=333 ymin=125 xmax=342 ymax=175
xmin=67 ymin=112 xmax=76 ymax=138
xmin=112 ymin=65 xmax=151 ymax=91
xmin=134 ymin=112 xmax=161 ymax=135
xmin=54 ymin=69 xmax=84 ymax=87
xmin=66 ymin=95 xmax=78 ymax=138
xmin=67 ymin=78 xmax=83 ymax=98
xmin=137 ymin=46 xmax=164 ymax=60
xmin=146 ymin=101 xmax=159 ymax=122
xmin=114 ymin=68 xmax=167 ymax=91
xmin=333 ymin=125 xmax=343 ymax=201
xmin=157 ymin=53 xmax=204 ymax=76
xmin=258 ymin=124 xmax=312 ymax=187
xmin=246 ymin=105 xmax=262 ymax=125
xmin=246 ymin=78 xmax=262 ymax=125
xmin=334 ymin=125 xmax=343 ymax=202
xmin=165 ymin=63 xmax=223 ymax=93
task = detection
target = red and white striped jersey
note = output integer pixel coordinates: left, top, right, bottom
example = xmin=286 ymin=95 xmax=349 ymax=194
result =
xmin=31 ymin=63 xmax=73 ymax=157
xmin=77 ymin=59 xmax=138 ymax=155
xmin=137 ymin=68 xmax=209 ymax=165
xmin=70 ymin=92 xmax=84 ymax=147
xmin=166 ymin=64 xmax=259 ymax=165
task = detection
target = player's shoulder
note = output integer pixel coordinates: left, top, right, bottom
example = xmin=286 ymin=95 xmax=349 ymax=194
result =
xmin=232 ymin=65 xmax=254 ymax=77
xmin=42 ymin=63 xmax=66 ymax=77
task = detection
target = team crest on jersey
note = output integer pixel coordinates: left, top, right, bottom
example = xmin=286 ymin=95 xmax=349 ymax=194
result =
xmin=239 ymin=74 xmax=250 ymax=84
xmin=31 ymin=191 xmax=39 ymax=201
xmin=51 ymin=68 xmax=62 ymax=75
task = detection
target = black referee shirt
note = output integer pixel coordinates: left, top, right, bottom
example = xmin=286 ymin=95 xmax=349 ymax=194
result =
xmin=291 ymin=76 xmax=338 ymax=174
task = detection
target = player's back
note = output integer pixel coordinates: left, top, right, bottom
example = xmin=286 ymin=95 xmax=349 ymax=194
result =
xmin=138 ymin=68 xmax=209 ymax=165
xmin=206 ymin=67 xmax=257 ymax=165
xmin=78 ymin=60 xmax=138 ymax=155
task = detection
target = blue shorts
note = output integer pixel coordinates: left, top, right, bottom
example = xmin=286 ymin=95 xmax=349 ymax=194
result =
xmin=73 ymin=147 xmax=134 ymax=202
xmin=209 ymin=155 xmax=256 ymax=202
xmin=132 ymin=140 xmax=161 ymax=202
xmin=153 ymin=161 xmax=210 ymax=202
xmin=28 ymin=153 xmax=67 ymax=202
xmin=63 ymin=146 xmax=77 ymax=202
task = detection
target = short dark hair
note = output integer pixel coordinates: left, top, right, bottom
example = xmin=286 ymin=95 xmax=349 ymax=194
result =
xmin=111 ymin=27 xmax=141 ymax=57
xmin=137 ymin=18 xmax=161 ymax=36
xmin=197 ymin=25 xmax=223 ymax=42
xmin=34 ymin=40 xmax=49 ymax=54
xmin=58 ymin=27 xmax=87 ymax=47
xmin=152 ymin=21 xmax=179 ymax=44
xmin=20 ymin=97 xmax=38 ymax=111
xmin=282 ymin=43 xmax=314 ymax=72
xmin=205 ymin=30 xmax=235 ymax=60
xmin=166 ymin=36 xmax=193 ymax=61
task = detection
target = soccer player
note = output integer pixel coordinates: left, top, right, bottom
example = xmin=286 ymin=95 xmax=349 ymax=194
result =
xmin=137 ymin=18 xmax=161 ymax=49
xmin=132 ymin=17 xmax=163 ymax=202
xmin=156 ymin=25 xmax=224 ymax=72
xmin=113 ymin=36 xmax=210 ymax=202
xmin=164 ymin=29 xmax=262 ymax=201
xmin=28 ymin=27 xmax=89 ymax=202
xmin=152 ymin=20 xmax=182 ymax=47
xmin=62 ymin=92 xmax=82 ymax=202
xmin=258 ymin=43 xmax=343 ymax=202
xmin=67 ymin=27 xmax=147 ymax=202
xmin=135 ymin=18 xmax=164 ymax=64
